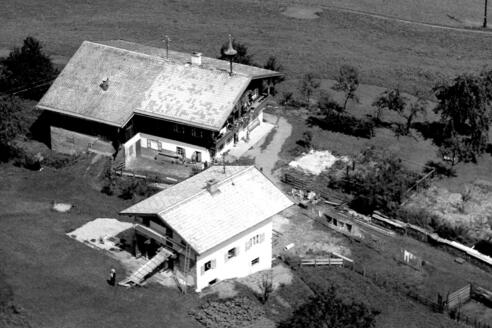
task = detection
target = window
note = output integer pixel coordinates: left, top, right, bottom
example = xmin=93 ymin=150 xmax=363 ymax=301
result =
xmin=209 ymin=279 xmax=217 ymax=286
xmin=245 ymin=233 xmax=265 ymax=251
xmin=174 ymin=125 xmax=185 ymax=134
xmin=191 ymin=128 xmax=203 ymax=138
xmin=251 ymin=257 xmax=260 ymax=266
xmin=176 ymin=147 xmax=185 ymax=157
xmin=202 ymin=259 xmax=217 ymax=274
xmin=227 ymin=247 xmax=236 ymax=259
xmin=166 ymin=229 xmax=173 ymax=239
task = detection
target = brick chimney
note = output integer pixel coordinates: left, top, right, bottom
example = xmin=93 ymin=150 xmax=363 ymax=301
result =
xmin=191 ymin=52 xmax=202 ymax=66
xmin=206 ymin=178 xmax=220 ymax=194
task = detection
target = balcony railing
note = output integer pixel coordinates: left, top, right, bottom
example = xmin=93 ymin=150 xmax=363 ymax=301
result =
xmin=215 ymin=94 xmax=273 ymax=145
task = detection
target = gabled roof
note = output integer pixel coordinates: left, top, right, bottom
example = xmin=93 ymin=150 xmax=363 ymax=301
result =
xmin=37 ymin=40 xmax=281 ymax=131
xmin=120 ymin=166 xmax=293 ymax=254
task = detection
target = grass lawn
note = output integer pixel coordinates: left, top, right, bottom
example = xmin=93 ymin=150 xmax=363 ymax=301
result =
xmin=298 ymin=266 xmax=463 ymax=328
xmin=0 ymin=160 xmax=202 ymax=328
xmin=2 ymin=0 xmax=492 ymax=93
xmin=269 ymin=0 xmax=488 ymax=28
xmin=276 ymin=107 xmax=440 ymax=172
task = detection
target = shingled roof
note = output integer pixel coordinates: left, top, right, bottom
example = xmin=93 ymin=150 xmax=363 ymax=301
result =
xmin=37 ymin=40 xmax=281 ymax=130
xmin=120 ymin=166 xmax=293 ymax=254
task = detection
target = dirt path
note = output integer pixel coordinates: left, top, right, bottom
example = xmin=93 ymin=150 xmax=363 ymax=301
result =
xmin=316 ymin=4 xmax=492 ymax=36
xmin=243 ymin=113 xmax=292 ymax=182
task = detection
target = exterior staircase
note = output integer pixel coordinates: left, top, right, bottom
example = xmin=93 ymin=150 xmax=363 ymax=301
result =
xmin=118 ymin=248 xmax=174 ymax=287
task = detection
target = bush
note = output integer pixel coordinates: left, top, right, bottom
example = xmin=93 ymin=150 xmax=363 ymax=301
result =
xmin=423 ymin=160 xmax=456 ymax=178
xmin=278 ymin=286 xmax=378 ymax=328
xmin=396 ymin=207 xmax=474 ymax=244
xmin=118 ymin=179 xmax=159 ymax=200
xmin=43 ymin=152 xmax=79 ymax=169
xmin=12 ymin=149 xmax=41 ymax=171
xmin=191 ymin=296 xmax=264 ymax=328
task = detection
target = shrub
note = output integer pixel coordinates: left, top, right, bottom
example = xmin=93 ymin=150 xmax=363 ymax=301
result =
xmin=257 ymin=273 xmax=274 ymax=304
xmin=191 ymin=296 xmax=264 ymax=328
xmin=12 ymin=149 xmax=41 ymax=171
xmin=43 ymin=152 xmax=79 ymax=169
xmin=423 ymin=160 xmax=456 ymax=178
xmin=278 ymin=286 xmax=378 ymax=328
xmin=118 ymin=179 xmax=159 ymax=200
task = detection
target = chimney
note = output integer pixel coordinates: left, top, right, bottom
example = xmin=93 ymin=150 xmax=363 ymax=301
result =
xmin=206 ymin=178 xmax=220 ymax=194
xmin=191 ymin=52 xmax=202 ymax=66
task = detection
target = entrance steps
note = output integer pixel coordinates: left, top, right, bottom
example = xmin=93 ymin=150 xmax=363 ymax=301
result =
xmin=118 ymin=248 xmax=174 ymax=287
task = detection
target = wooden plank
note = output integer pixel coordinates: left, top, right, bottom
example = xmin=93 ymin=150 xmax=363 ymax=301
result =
xmin=331 ymin=252 xmax=353 ymax=263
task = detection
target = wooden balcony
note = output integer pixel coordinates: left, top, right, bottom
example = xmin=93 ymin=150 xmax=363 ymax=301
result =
xmin=134 ymin=223 xmax=186 ymax=254
xmin=215 ymin=94 xmax=274 ymax=145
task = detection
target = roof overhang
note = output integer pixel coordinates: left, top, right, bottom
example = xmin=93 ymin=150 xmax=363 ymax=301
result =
xmin=36 ymin=104 xmax=127 ymax=128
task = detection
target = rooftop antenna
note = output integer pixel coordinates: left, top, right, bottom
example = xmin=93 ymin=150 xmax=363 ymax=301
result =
xmin=163 ymin=35 xmax=171 ymax=59
xmin=224 ymin=34 xmax=237 ymax=76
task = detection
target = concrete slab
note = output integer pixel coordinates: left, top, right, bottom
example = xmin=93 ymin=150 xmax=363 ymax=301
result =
xmin=225 ymin=122 xmax=275 ymax=160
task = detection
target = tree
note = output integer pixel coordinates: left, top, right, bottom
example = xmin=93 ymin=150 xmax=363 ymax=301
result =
xmin=263 ymin=55 xmax=285 ymax=95
xmin=278 ymin=287 xmax=378 ymax=328
xmin=218 ymin=39 xmax=255 ymax=65
xmin=0 ymin=96 xmax=23 ymax=161
xmin=372 ymin=88 xmax=407 ymax=121
xmin=403 ymin=96 xmax=427 ymax=133
xmin=299 ymin=73 xmax=320 ymax=105
xmin=333 ymin=65 xmax=360 ymax=110
xmin=318 ymin=91 xmax=344 ymax=115
xmin=433 ymin=74 xmax=491 ymax=162
xmin=0 ymin=36 xmax=58 ymax=100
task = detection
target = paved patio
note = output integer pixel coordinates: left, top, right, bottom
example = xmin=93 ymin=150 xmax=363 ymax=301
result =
xmin=224 ymin=121 xmax=275 ymax=161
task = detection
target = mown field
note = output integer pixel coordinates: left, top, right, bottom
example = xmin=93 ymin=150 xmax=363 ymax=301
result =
xmin=260 ymin=0 xmax=489 ymax=27
xmin=0 ymin=159 xmax=201 ymax=328
xmin=2 ymin=0 xmax=492 ymax=93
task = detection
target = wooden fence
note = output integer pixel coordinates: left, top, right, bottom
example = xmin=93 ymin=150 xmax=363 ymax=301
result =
xmin=446 ymin=284 xmax=471 ymax=310
xmin=282 ymin=172 xmax=351 ymax=205
xmin=301 ymin=258 xmax=343 ymax=267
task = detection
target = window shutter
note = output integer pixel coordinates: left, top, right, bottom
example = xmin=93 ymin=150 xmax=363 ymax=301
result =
xmin=211 ymin=259 xmax=216 ymax=269
xmin=146 ymin=139 xmax=151 ymax=148
xmin=200 ymin=265 xmax=205 ymax=276
xmin=224 ymin=252 xmax=229 ymax=262
xmin=259 ymin=233 xmax=265 ymax=243
xmin=157 ymin=142 xmax=162 ymax=151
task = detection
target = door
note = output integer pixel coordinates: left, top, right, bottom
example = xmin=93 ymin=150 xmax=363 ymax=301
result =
xmin=195 ymin=151 xmax=202 ymax=162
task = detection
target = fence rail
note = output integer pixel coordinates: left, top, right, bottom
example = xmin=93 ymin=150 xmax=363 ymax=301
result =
xmin=446 ymin=284 xmax=471 ymax=310
xmin=301 ymin=258 xmax=343 ymax=266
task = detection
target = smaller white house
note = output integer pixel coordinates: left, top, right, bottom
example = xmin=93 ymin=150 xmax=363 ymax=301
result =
xmin=120 ymin=165 xmax=293 ymax=292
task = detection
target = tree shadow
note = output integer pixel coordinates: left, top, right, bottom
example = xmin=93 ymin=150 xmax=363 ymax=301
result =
xmin=412 ymin=121 xmax=446 ymax=146
xmin=486 ymin=143 xmax=492 ymax=155
xmin=306 ymin=115 xmax=373 ymax=139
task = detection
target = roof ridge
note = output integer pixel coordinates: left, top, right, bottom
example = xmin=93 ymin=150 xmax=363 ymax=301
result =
xmin=156 ymin=165 xmax=254 ymax=217
xmin=88 ymin=40 xmax=246 ymax=78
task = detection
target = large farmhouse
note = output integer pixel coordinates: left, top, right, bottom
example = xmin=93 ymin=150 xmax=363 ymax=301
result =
xmin=119 ymin=165 xmax=293 ymax=292
xmin=36 ymin=40 xmax=282 ymax=164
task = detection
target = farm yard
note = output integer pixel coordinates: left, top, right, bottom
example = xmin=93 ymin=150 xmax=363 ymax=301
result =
xmin=1 ymin=0 xmax=492 ymax=327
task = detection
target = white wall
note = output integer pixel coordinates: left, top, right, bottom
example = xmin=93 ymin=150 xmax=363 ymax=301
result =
xmin=194 ymin=219 xmax=272 ymax=292
xmin=123 ymin=133 xmax=212 ymax=163
xmin=214 ymin=115 xmax=263 ymax=159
